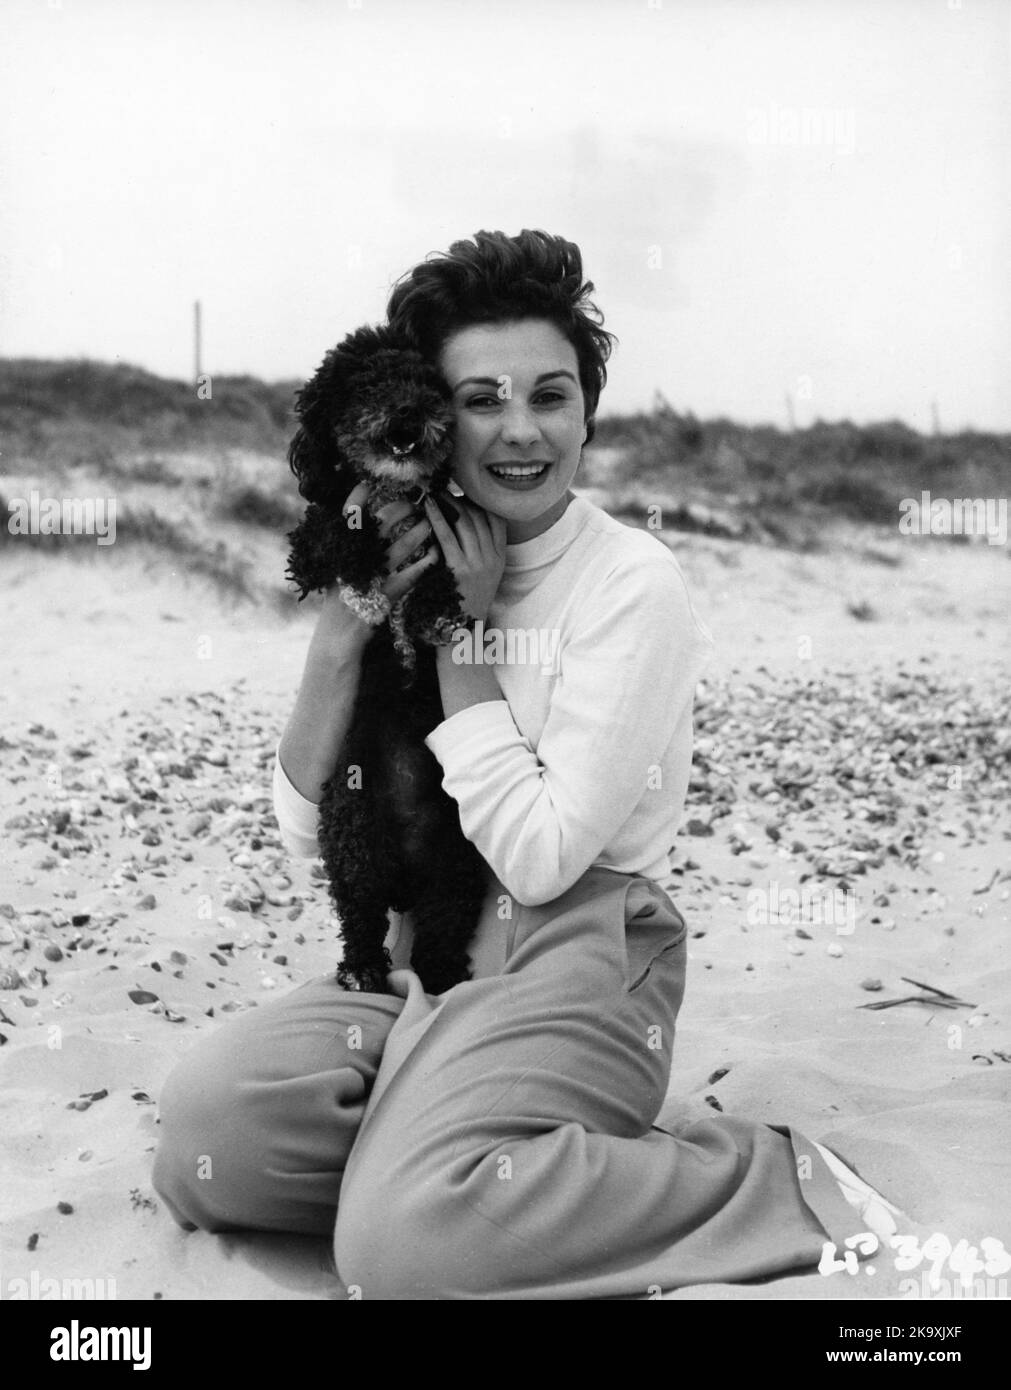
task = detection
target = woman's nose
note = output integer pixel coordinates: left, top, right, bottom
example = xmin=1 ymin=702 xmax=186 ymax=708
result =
xmin=498 ymin=403 xmax=542 ymax=447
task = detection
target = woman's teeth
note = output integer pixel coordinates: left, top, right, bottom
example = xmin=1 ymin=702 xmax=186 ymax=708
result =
xmin=488 ymin=463 xmax=550 ymax=479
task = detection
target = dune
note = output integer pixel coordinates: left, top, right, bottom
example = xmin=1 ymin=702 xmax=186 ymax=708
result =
xmin=1 ymin=510 xmax=1008 ymax=1303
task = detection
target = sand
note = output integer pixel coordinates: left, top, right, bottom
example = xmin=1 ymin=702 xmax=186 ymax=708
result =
xmin=1 ymin=511 xmax=1008 ymax=1302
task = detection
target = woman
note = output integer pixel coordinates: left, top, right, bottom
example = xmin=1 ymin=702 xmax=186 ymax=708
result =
xmin=153 ymin=229 xmax=901 ymax=1298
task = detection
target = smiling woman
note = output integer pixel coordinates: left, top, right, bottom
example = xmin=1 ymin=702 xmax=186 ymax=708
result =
xmin=153 ymin=228 xmax=907 ymax=1300
xmin=438 ymin=320 xmax=586 ymax=540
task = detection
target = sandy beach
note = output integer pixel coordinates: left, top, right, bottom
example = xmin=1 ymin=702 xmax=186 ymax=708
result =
xmin=1 ymin=503 xmax=1008 ymax=1302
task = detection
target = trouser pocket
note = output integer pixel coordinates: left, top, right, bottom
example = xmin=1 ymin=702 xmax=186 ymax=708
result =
xmin=623 ymin=881 xmax=688 ymax=994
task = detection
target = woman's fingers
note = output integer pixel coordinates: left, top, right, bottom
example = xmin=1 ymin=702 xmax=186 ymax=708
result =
xmin=341 ymin=484 xmax=415 ymax=542
xmin=453 ymin=495 xmax=507 ymax=560
xmin=385 ymin=516 xmax=432 ymax=572
xmin=382 ymin=545 xmax=439 ymax=603
xmin=342 ymin=480 xmax=371 ymax=519
xmin=447 ymin=499 xmax=482 ymax=553
xmin=374 ymin=498 xmax=414 ymax=539
xmin=423 ymin=495 xmax=463 ymax=559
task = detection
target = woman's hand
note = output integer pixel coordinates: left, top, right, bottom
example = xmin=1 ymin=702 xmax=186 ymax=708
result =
xmin=350 ymin=480 xmax=440 ymax=603
xmin=318 ymin=481 xmax=439 ymax=639
xmin=422 ymin=494 xmax=507 ymax=623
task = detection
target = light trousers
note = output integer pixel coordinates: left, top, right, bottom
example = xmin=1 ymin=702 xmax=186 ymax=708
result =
xmin=152 ymin=867 xmax=859 ymax=1299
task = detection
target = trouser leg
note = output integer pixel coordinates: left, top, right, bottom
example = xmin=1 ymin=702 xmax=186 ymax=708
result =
xmin=152 ymin=978 xmax=402 ymax=1236
xmin=334 ymin=869 xmax=858 ymax=1299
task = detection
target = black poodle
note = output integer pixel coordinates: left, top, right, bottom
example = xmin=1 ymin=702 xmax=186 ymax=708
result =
xmin=285 ymin=324 xmax=489 ymax=995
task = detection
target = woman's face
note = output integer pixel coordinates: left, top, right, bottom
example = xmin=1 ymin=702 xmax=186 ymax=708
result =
xmin=437 ymin=318 xmax=588 ymax=543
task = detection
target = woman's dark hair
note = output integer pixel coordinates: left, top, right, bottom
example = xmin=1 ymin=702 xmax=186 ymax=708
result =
xmin=385 ymin=229 xmax=616 ymax=445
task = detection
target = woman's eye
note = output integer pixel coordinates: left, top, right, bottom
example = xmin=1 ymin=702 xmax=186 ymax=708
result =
xmin=464 ymin=390 xmax=568 ymax=409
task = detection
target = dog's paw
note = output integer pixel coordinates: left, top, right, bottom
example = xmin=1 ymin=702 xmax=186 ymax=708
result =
xmin=337 ymin=581 xmax=390 ymax=627
xmin=423 ymin=610 xmax=475 ymax=647
xmin=336 ymin=963 xmax=391 ymax=995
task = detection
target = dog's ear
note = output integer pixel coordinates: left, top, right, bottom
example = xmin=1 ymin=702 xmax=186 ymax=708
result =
xmin=288 ymin=324 xmax=399 ymax=506
xmin=287 ymin=349 xmax=344 ymax=506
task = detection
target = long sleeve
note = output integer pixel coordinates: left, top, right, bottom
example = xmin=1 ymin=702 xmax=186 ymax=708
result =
xmin=272 ymin=747 xmax=322 ymax=859
xmin=425 ymin=556 xmax=715 ymax=906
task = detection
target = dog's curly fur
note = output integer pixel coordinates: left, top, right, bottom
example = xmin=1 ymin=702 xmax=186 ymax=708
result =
xmin=286 ymin=324 xmax=488 ymax=996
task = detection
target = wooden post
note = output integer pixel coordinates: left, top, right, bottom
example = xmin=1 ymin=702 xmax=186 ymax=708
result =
xmin=194 ymin=300 xmax=202 ymax=383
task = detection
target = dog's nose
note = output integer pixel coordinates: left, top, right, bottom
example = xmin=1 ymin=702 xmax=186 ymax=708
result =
xmin=388 ymin=424 xmax=419 ymax=453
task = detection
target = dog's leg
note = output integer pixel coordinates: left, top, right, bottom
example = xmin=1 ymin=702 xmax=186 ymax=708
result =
xmin=337 ymin=580 xmax=391 ymax=629
xmin=387 ymin=598 xmax=418 ymax=672
xmin=318 ymin=733 xmax=399 ymax=996
xmin=408 ymin=841 xmax=489 ymax=995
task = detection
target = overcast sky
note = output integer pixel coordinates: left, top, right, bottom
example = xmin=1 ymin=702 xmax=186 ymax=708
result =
xmin=1 ymin=0 xmax=1008 ymax=431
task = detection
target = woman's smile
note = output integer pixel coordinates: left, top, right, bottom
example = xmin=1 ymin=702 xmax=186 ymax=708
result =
xmin=485 ymin=459 xmax=553 ymax=488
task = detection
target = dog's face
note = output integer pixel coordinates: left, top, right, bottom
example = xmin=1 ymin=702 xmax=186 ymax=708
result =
xmin=333 ymin=348 xmax=455 ymax=493
xmin=289 ymin=325 xmax=458 ymax=507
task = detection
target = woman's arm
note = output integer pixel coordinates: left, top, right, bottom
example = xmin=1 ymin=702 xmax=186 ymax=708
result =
xmin=274 ymin=490 xmax=439 ymax=851
xmin=425 ymin=556 xmax=715 ymax=906
xmin=277 ymin=592 xmax=371 ymax=803
xmin=423 ymin=493 xmax=508 ymax=723
xmin=434 ymin=645 xmax=504 ymax=719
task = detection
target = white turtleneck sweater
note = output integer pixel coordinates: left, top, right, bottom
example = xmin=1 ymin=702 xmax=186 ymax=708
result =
xmin=272 ymin=494 xmax=715 ymax=911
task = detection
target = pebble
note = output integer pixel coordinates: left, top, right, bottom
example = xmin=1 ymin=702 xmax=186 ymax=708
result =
xmin=5 ymin=670 xmax=1002 ymax=1082
xmin=685 ymin=818 xmax=714 ymax=837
